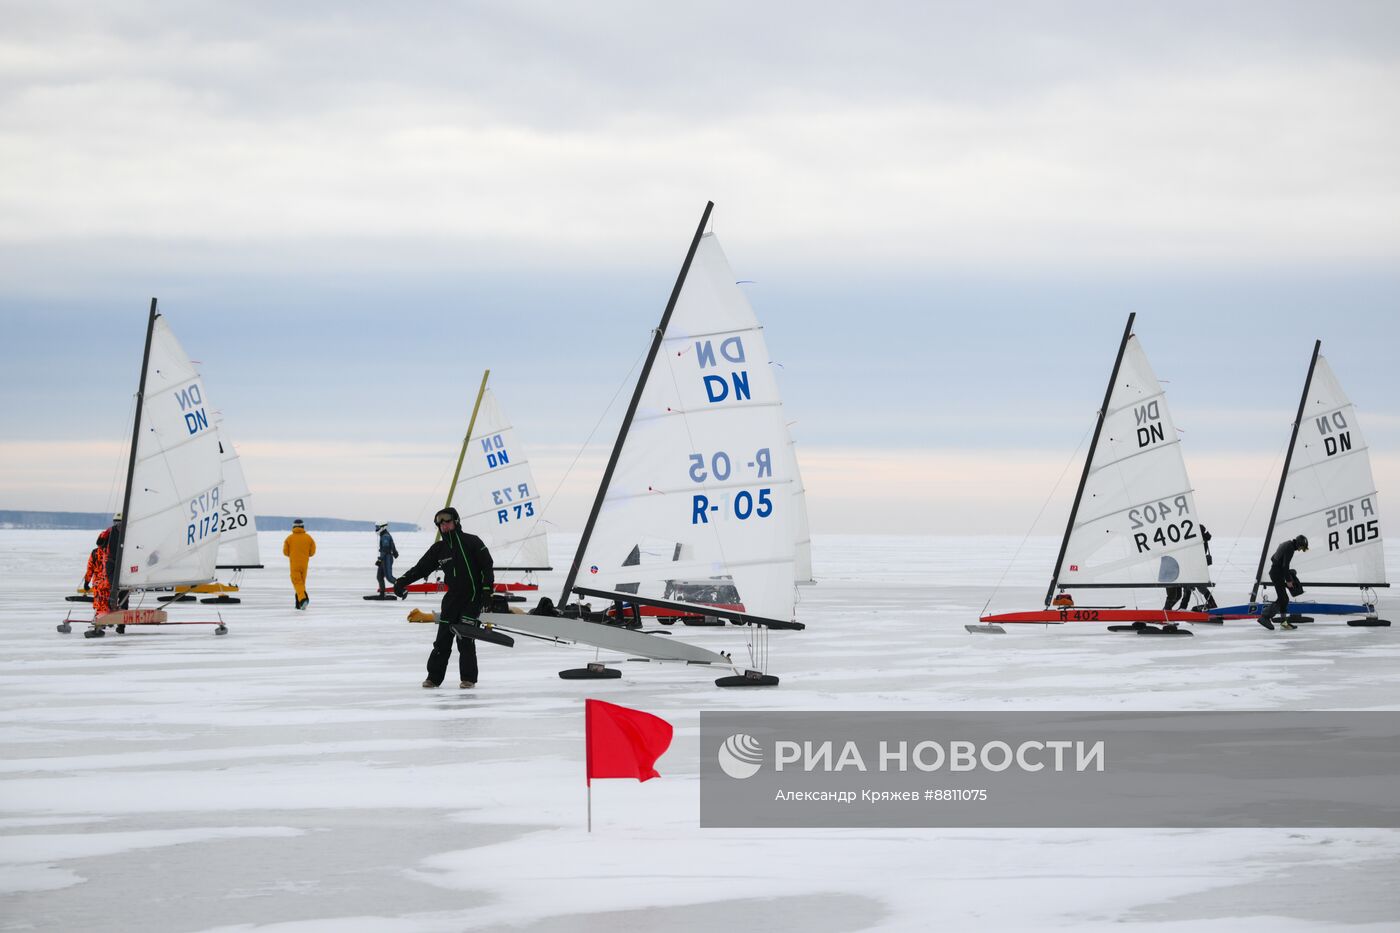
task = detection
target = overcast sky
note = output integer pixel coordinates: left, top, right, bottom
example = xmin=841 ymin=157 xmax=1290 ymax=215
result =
xmin=2 ymin=1 xmax=1397 ymax=536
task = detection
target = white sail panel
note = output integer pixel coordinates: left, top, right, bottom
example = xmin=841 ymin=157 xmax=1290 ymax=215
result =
xmin=579 ymin=233 xmax=797 ymax=623
xmin=1272 ymin=355 xmax=1386 ymax=585
xmin=787 ymin=422 xmax=815 ymax=585
xmin=452 ymin=388 xmax=550 ymax=569
xmin=1060 ymin=336 xmax=1211 ymax=588
xmin=119 ymin=316 xmax=224 ymax=588
xmin=214 ymin=415 xmax=260 ymax=569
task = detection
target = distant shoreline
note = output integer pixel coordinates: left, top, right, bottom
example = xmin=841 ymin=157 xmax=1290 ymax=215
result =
xmin=0 ymin=510 xmax=419 ymax=533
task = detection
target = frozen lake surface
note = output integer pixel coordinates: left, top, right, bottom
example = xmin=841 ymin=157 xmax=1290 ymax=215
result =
xmin=3 ymin=530 xmax=1399 ymax=931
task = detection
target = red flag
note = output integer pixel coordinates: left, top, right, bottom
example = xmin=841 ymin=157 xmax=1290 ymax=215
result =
xmin=585 ymin=698 xmax=673 ymax=786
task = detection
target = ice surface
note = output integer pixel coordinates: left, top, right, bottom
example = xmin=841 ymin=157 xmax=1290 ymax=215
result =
xmin=2 ymin=530 xmax=1398 ymax=931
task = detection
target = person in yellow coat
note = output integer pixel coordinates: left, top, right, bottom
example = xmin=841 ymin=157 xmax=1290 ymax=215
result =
xmin=282 ymin=518 xmax=316 ymax=610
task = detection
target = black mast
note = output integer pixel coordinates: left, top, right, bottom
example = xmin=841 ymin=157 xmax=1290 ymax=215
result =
xmin=1249 ymin=339 xmax=1321 ymax=604
xmin=1043 ymin=312 xmax=1136 ymax=607
xmin=110 ymin=298 xmax=161 ymax=602
xmin=558 ymin=201 xmax=714 ymax=606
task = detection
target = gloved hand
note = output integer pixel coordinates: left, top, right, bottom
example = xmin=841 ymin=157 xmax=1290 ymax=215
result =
xmin=393 ymin=579 xmax=409 ymax=599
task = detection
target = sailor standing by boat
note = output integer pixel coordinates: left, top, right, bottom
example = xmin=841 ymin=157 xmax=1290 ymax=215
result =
xmin=374 ymin=523 xmax=399 ymax=596
xmin=394 ymin=507 xmax=494 ymax=688
xmin=1164 ymin=525 xmax=1218 ymax=611
xmin=1259 ymin=535 xmax=1309 ymax=630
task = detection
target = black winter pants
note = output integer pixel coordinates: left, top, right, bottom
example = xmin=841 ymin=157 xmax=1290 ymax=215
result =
xmin=425 ymin=587 xmax=481 ymax=685
xmin=1260 ymin=568 xmax=1290 ymax=622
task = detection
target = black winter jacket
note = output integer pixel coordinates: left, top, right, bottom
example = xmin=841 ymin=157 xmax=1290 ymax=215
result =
xmin=1269 ymin=538 xmax=1302 ymax=573
xmin=400 ymin=530 xmax=494 ymax=610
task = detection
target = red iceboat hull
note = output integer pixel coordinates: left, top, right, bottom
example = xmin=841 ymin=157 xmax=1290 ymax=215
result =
xmin=980 ymin=608 xmax=1214 ymax=625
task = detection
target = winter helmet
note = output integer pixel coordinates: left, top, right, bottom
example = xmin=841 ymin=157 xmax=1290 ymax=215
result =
xmin=1295 ymin=535 xmax=1309 ymax=551
xmin=112 ymin=511 xmax=123 ymax=522
xmin=375 ymin=523 xmax=388 ymax=533
xmin=433 ymin=507 xmax=460 ymax=526
xmin=292 ymin=518 xmax=305 ymax=528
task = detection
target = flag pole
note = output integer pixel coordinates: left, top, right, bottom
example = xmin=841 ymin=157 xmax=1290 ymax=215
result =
xmin=588 ymin=785 xmax=592 ymax=833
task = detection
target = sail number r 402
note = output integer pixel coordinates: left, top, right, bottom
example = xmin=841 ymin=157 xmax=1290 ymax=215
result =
xmin=1128 ymin=495 xmax=1196 ymax=554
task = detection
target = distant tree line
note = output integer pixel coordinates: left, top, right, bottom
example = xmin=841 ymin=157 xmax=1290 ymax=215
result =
xmin=0 ymin=511 xmax=419 ymax=532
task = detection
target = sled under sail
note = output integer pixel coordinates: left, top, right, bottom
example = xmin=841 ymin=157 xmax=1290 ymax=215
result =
xmin=481 ymin=201 xmax=804 ymax=685
xmin=61 ymin=298 xmax=229 ymax=637
xmin=973 ymin=313 xmax=1214 ymax=635
xmin=1212 ymin=342 xmax=1390 ymax=626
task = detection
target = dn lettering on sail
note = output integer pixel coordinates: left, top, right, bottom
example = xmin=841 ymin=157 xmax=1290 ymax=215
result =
xmin=1316 ymin=411 xmax=1352 ymax=457
xmin=481 ymin=433 xmax=510 ymax=468
xmin=696 ymin=335 xmax=751 ymax=404
xmin=1134 ymin=400 xmax=1165 ymax=448
xmin=175 ymin=383 xmax=210 ymax=436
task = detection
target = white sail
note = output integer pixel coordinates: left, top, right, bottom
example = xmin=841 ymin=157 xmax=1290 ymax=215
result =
xmin=452 ymin=387 xmax=550 ymax=570
xmin=214 ymin=415 xmax=261 ymax=569
xmin=1271 ymin=355 xmax=1386 ymax=586
xmin=578 ymin=232 xmax=798 ymax=623
xmin=118 ymin=316 xmax=224 ymax=589
xmin=787 ymin=422 xmax=815 ymax=585
xmin=1059 ymin=335 xmax=1211 ymax=588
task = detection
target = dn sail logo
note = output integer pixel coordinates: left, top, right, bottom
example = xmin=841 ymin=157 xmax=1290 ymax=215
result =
xmin=718 ymin=733 xmax=763 ymax=779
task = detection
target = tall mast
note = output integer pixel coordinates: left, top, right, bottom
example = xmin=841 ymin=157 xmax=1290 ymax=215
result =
xmin=1043 ymin=312 xmax=1136 ymax=607
xmin=1249 ymin=339 xmax=1321 ymax=604
xmin=111 ymin=298 xmax=161 ymax=595
xmin=439 ymin=369 xmax=490 ymax=541
xmin=559 ymin=201 xmax=714 ymax=605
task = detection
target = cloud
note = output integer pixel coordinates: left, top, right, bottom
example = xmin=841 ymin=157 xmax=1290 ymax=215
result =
xmin=1 ymin=4 xmax=1397 ymax=267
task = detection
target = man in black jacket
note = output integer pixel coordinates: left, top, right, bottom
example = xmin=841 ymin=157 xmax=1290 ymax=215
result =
xmin=1259 ymin=534 xmax=1309 ymax=631
xmin=395 ymin=507 xmax=494 ymax=688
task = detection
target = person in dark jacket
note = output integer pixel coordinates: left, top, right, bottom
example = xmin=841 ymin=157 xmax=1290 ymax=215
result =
xmin=375 ymin=523 xmax=399 ymax=596
xmin=395 ymin=507 xmax=494 ymax=688
xmin=1259 ymin=534 xmax=1309 ymax=630
xmin=1163 ymin=525 xmax=1218 ymax=611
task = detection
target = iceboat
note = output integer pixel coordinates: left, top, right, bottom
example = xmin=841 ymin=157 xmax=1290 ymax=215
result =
xmin=972 ymin=314 xmax=1214 ymax=636
xmin=481 ymin=201 xmax=807 ymax=686
xmin=1211 ymin=341 xmax=1389 ymax=627
xmin=59 ymin=298 xmax=229 ymax=637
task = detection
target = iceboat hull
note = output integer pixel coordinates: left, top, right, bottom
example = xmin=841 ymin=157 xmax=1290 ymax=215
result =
xmin=479 ymin=612 xmax=730 ymax=665
xmin=979 ymin=608 xmax=1213 ymax=625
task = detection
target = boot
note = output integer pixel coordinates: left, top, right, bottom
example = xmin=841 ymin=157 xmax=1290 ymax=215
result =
xmin=421 ymin=679 xmax=437 ymax=688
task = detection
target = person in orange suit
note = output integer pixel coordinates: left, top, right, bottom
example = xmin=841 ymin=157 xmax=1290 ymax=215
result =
xmin=282 ymin=518 xmax=317 ymax=609
xmin=85 ymin=527 xmax=113 ymax=614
